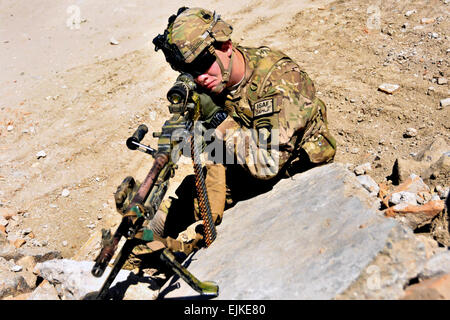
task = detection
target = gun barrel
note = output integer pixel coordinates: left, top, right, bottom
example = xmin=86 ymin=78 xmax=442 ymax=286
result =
xmin=128 ymin=153 xmax=169 ymax=208
xmin=91 ymin=218 xmax=130 ymax=277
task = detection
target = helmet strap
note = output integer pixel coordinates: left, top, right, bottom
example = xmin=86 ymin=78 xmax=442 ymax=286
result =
xmin=211 ymin=48 xmax=234 ymax=94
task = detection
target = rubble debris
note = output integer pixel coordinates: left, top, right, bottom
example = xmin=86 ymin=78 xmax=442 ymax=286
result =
xmin=440 ymin=98 xmax=450 ymax=108
xmin=390 ymin=138 xmax=449 ymax=184
xmin=420 ymin=17 xmax=436 ymax=24
xmin=378 ymin=83 xmax=400 ymax=94
xmin=437 ymin=77 xmax=447 ymax=85
xmin=36 ymin=150 xmax=47 ymax=159
xmin=1 ymin=208 xmax=17 ymax=221
xmin=401 ymin=274 xmax=450 ymax=300
xmin=435 ymin=185 xmax=449 ymax=199
xmin=26 ymin=280 xmax=60 ymax=300
xmin=389 ymin=191 xmax=418 ymax=206
xmin=404 ymin=128 xmax=417 ymax=138
xmin=383 ymin=174 xmax=430 ymax=206
xmin=385 ymin=200 xmax=444 ymax=229
xmin=419 ymin=251 xmax=450 ymax=280
xmin=110 ymin=37 xmax=119 ymax=45
xmin=61 ymin=189 xmax=70 ymax=197
xmin=356 ymin=175 xmax=380 ymax=197
xmin=354 ymin=162 xmax=372 ymax=175
xmin=404 ymin=9 xmax=416 ymax=17
xmin=13 ymin=239 xmax=26 ymax=249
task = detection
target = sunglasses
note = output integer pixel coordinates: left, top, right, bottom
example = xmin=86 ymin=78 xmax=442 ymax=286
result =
xmin=154 ymin=32 xmax=219 ymax=78
xmin=181 ymin=46 xmax=217 ymax=77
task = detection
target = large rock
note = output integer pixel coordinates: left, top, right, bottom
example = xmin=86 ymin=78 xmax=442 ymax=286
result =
xmin=419 ymin=251 xmax=450 ymax=280
xmin=158 ymin=163 xmax=426 ymax=300
xmin=401 ymin=274 xmax=450 ymax=300
xmin=0 ymin=232 xmax=15 ymax=259
xmin=390 ymin=138 xmax=450 ymax=184
xmin=0 ymin=243 xmax=60 ymax=299
xmin=16 ymin=247 xmax=62 ymax=263
xmin=385 ymin=200 xmax=445 ymax=230
xmin=0 ymin=258 xmax=31 ymax=299
xmin=32 ymin=259 xmax=159 ymax=300
xmin=27 ymin=280 xmax=60 ymax=300
xmin=0 ymin=238 xmax=61 ymax=263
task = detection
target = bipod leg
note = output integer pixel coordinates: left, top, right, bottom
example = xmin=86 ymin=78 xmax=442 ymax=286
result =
xmin=94 ymin=239 xmax=137 ymax=300
xmin=160 ymin=249 xmax=219 ymax=298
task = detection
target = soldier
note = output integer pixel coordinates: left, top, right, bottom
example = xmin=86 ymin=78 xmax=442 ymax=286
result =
xmin=116 ymin=7 xmax=337 ymax=268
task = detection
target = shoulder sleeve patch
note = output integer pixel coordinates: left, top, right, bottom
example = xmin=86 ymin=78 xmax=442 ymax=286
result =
xmin=253 ymin=98 xmax=274 ymax=117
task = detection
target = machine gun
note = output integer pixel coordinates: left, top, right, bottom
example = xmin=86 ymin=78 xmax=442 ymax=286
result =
xmin=86 ymin=74 xmax=218 ymax=300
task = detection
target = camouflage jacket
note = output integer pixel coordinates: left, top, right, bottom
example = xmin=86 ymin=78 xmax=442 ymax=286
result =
xmin=209 ymin=45 xmax=336 ymax=180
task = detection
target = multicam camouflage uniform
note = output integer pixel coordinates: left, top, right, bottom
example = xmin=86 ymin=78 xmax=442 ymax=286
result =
xmin=192 ymin=44 xmax=338 ymax=228
xmin=213 ymin=45 xmax=336 ymax=180
xmin=161 ymin=7 xmax=336 ymax=175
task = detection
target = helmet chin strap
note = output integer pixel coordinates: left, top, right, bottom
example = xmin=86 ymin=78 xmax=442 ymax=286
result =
xmin=211 ymin=49 xmax=234 ymax=94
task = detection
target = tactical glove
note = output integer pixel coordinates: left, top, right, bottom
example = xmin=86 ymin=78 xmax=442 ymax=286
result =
xmin=194 ymin=92 xmax=227 ymax=129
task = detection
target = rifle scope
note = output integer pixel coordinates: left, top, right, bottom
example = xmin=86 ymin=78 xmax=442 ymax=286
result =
xmin=166 ymin=73 xmax=197 ymax=105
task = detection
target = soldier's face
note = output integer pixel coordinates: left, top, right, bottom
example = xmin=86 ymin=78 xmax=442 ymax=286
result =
xmin=194 ymin=47 xmax=231 ymax=93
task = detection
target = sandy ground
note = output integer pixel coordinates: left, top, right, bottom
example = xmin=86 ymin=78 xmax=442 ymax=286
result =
xmin=0 ymin=0 xmax=448 ymax=259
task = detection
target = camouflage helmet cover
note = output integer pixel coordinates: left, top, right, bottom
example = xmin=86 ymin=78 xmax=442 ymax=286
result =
xmin=169 ymin=7 xmax=233 ymax=63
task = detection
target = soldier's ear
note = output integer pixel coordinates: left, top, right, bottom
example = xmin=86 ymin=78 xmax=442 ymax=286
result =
xmin=218 ymin=40 xmax=233 ymax=57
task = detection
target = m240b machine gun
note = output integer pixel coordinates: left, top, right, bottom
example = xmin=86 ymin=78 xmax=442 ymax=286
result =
xmin=87 ymin=74 xmax=218 ymax=300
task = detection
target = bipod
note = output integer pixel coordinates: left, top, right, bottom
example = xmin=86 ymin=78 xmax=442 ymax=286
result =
xmin=160 ymin=249 xmax=219 ymax=298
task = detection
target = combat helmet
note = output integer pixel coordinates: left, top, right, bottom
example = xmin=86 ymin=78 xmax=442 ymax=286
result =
xmin=153 ymin=7 xmax=234 ymax=92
